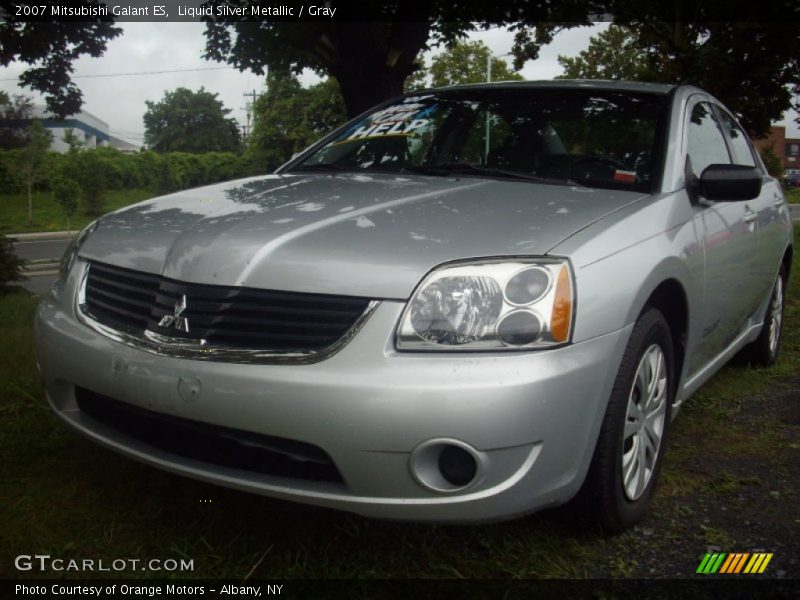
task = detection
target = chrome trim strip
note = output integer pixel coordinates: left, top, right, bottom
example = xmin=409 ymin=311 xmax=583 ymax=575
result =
xmin=74 ymin=262 xmax=380 ymax=365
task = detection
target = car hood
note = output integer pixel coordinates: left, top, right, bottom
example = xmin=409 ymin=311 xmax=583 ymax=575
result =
xmin=80 ymin=173 xmax=646 ymax=299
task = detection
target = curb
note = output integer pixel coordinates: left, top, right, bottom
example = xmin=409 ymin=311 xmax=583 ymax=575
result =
xmin=24 ymin=262 xmax=60 ymax=273
xmin=7 ymin=231 xmax=75 ymax=242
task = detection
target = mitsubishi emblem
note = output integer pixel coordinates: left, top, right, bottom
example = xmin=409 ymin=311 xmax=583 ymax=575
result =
xmin=158 ymin=294 xmax=190 ymax=333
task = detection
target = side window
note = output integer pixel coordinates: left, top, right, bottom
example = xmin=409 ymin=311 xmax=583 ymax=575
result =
xmin=717 ymin=110 xmax=756 ymax=167
xmin=686 ymin=102 xmax=730 ymax=177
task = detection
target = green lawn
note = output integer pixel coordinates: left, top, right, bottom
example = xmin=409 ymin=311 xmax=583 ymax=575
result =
xmin=1 ymin=229 xmax=797 ymax=580
xmin=0 ymin=189 xmax=155 ymax=234
xmin=785 ymin=186 xmax=800 ymax=204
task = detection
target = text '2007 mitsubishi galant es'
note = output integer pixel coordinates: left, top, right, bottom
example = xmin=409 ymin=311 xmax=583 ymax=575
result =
xmin=36 ymin=81 xmax=792 ymax=531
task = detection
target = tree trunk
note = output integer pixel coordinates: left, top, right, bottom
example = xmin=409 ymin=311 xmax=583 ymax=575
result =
xmin=27 ymin=180 xmax=33 ymax=225
xmin=326 ymin=21 xmax=431 ymax=119
xmin=335 ymin=65 xmax=409 ymax=119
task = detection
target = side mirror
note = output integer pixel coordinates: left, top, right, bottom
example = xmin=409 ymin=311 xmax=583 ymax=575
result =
xmin=698 ymin=164 xmax=762 ymax=201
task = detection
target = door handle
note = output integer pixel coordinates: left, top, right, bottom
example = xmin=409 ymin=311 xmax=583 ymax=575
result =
xmin=743 ymin=210 xmax=758 ymax=224
xmin=773 ymin=198 xmax=783 ymax=208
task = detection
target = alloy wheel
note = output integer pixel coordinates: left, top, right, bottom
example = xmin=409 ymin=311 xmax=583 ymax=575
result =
xmin=622 ymin=343 xmax=668 ymax=501
xmin=768 ymin=275 xmax=784 ymax=356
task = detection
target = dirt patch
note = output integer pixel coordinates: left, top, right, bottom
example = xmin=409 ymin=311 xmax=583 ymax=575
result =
xmin=588 ymin=376 xmax=800 ymax=578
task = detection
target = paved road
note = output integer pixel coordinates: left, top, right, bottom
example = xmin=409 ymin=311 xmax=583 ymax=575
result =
xmin=20 ymin=271 xmax=58 ymax=296
xmin=13 ymin=238 xmax=70 ymax=262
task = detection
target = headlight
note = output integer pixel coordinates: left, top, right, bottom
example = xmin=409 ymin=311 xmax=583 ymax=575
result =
xmin=53 ymin=220 xmax=99 ymax=293
xmin=396 ymin=258 xmax=574 ymax=351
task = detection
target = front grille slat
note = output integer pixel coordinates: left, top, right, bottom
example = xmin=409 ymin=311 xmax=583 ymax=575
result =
xmin=86 ymin=282 xmax=154 ymax=310
xmin=165 ymin=313 xmax=351 ymax=331
xmin=151 ymin=296 xmax=363 ymax=320
xmin=83 ymin=261 xmax=372 ymax=354
xmin=87 ymin=275 xmax=158 ymax=298
xmin=90 ymin=262 xmax=163 ymax=285
xmin=87 ymin=296 xmax=151 ymax=327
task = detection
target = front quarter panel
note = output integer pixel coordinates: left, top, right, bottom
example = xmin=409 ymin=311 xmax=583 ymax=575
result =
xmin=550 ymin=191 xmax=703 ymax=364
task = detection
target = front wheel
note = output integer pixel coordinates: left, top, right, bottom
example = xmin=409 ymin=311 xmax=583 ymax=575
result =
xmin=578 ymin=307 xmax=674 ymax=533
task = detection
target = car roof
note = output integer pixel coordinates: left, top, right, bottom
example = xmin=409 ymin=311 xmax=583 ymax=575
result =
xmin=420 ymin=79 xmax=678 ymax=95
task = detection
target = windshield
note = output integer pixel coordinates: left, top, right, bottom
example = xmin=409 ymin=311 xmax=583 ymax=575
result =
xmin=291 ymin=88 xmax=669 ymax=193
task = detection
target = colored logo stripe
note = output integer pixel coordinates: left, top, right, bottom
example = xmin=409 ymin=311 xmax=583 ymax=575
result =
xmin=720 ymin=553 xmax=748 ymax=573
xmin=697 ymin=553 xmax=726 ymax=574
xmin=697 ymin=552 xmax=773 ymax=574
xmin=744 ymin=553 xmax=773 ymax=574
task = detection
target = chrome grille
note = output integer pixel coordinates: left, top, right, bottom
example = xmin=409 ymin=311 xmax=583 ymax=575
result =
xmin=81 ymin=261 xmax=375 ymax=359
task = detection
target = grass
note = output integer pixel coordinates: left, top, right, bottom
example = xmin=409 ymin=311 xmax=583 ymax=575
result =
xmin=0 ymin=229 xmax=797 ymax=580
xmin=785 ymin=186 xmax=800 ymax=204
xmin=0 ymin=189 xmax=154 ymax=235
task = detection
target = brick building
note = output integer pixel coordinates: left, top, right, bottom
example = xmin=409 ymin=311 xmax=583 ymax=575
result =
xmin=754 ymin=126 xmax=800 ymax=172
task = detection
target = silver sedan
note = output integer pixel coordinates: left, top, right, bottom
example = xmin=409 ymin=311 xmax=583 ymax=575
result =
xmin=35 ymin=81 xmax=793 ymax=530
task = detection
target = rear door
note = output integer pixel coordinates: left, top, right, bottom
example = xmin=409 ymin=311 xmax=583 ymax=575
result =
xmin=715 ymin=107 xmax=788 ymax=315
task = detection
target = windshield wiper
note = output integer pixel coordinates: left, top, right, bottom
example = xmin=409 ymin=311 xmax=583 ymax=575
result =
xmin=400 ymin=165 xmax=452 ymax=177
xmin=289 ymin=163 xmax=350 ymax=172
xmin=432 ymin=163 xmax=571 ymax=184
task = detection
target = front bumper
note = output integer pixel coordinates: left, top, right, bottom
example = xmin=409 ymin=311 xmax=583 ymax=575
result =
xmin=35 ymin=262 xmax=632 ymax=522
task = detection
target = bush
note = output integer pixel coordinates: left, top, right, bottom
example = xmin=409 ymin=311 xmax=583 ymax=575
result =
xmin=759 ymin=143 xmax=783 ymax=178
xmin=76 ymin=152 xmax=107 ymax=216
xmin=0 ymin=235 xmax=25 ymax=293
xmin=52 ymin=177 xmax=81 ymax=232
xmin=0 ymin=147 xmax=252 ymax=198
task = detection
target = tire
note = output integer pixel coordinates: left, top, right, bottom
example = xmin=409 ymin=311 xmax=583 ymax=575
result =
xmin=738 ymin=266 xmax=787 ymax=367
xmin=578 ymin=307 xmax=674 ymax=533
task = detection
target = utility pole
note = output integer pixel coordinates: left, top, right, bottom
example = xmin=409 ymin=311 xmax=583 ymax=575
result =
xmin=484 ymin=51 xmax=513 ymax=161
xmin=485 ymin=53 xmax=492 ymax=161
xmin=242 ymin=89 xmax=258 ymax=143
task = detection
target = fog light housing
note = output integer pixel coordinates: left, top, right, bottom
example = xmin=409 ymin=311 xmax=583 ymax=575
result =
xmin=438 ymin=445 xmax=478 ymax=487
xmin=409 ymin=439 xmax=483 ymax=493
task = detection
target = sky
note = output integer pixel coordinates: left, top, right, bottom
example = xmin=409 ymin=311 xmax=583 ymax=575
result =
xmin=1 ymin=22 xmax=798 ymax=146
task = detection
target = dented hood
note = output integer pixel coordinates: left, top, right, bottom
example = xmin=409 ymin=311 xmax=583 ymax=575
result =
xmin=79 ymin=173 xmax=646 ymax=299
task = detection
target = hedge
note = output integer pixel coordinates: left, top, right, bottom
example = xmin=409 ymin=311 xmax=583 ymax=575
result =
xmin=0 ymin=147 xmax=263 ymax=195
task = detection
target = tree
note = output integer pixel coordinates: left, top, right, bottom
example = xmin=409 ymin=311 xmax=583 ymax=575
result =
xmin=555 ymin=15 xmax=800 ymax=137
xmin=203 ymin=4 xmax=591 ymax=118
xmin=52 ymin=177 xmax=81 ymax=233
xmin=405 ymin=41 xmax=525 ymax=91
xmin=0 ymin=235 xmax=26 ymax=294
xmin=143 ymin=87 xmax=241 ymax=153
xmin=403 ymin=58 xmax=429 ymax=92
xmin=0 ymin=93 xmax=34 ymax=149
xmin=76 ymin=151 xmax=107 ymax=217
xmin=0 ymin=10 xmax=121 ymax=117
xmin=558 ymin=25 xmax=652 ymax=81
xmin=758 ymin=144 xmax=783 ymax=178
xmin=16 ymin=121 xmax=52 ymax=225
xmin=62 ymin=128 xmax=85 ymax=152
xmin=208 ymin=2 xmax=800 ymax=129
xmin=425 ymin=41 xmax=524 ymax=88
xmin=248 ymin=72 xmax=347 ymax=170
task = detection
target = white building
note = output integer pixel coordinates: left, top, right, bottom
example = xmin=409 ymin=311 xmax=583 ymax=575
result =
xmin=29 ymin=105 xmax=112 ymax=152
xmin=2 ymin=105 xmax=139 ymax=153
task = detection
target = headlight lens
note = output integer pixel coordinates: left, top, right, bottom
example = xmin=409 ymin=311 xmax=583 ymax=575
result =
xmin=397 ymin=258 xmax=574 ymax=351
